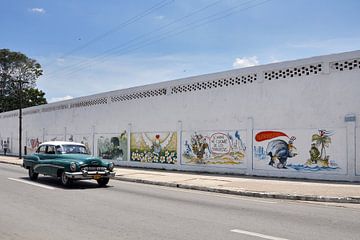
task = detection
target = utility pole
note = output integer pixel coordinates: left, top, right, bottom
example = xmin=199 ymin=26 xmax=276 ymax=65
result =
xmin=16 ymin=80 xmax=28 ymax=159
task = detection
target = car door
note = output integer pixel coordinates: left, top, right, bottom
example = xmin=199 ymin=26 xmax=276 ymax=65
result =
xmin=41 ymin=145 xmax=61 ymax=177
xmin=34 ymin=145 xmax=58 ymax=176
xmin=33 ymin=145 xmax=48 ymax=174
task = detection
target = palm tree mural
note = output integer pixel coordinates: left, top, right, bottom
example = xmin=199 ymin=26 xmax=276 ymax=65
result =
xmin=309 ymin=129 xmax=334 ymax=166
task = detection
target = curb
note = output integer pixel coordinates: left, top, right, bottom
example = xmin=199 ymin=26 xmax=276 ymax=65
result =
xmin=0 ymin=160 xmax=22 ymax=167
xmin=1 ymin=160 xmax=359 ymax=204
xmin=114 ymin=177 xmax=360 ymax=204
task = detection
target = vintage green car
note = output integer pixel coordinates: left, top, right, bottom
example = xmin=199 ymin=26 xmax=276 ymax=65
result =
xmin=23 ymin=141 xmax=115 ymax=187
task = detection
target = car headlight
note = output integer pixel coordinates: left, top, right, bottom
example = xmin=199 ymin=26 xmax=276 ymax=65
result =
xmin=108 ymin=162 xmax=114 ymax=171
xmin=70 ymin=162 xmax=77 ymax=172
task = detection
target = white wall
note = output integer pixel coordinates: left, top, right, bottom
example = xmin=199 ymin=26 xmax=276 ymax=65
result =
xmin=1 ymin=50 xmax=359 ymax=181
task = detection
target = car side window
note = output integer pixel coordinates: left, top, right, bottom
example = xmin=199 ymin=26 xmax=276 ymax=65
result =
xmin=55 ymin=145 xmax=62 ymax=154
xmin=46 ymin=145 xmax=56 ymax=154
xmin=37 ymin=145 xmax=46 ymax=153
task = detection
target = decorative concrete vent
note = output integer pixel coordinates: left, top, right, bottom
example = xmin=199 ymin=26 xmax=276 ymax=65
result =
xmin=170 ymin=74 xmax=257 ymax=94
xmin=41 ymin=104 xmax=68 ymax=113
xmin=110 ymin=88 xmax=167 ymax=102
xmin=2 ymin=112 xmax=18 ymax=118
xmin=70 ymin=97 xmax=108 ymax=109
xmin=330 ymin=58 xmax=360 ymax=72
xmin=23 ymin=109 xmax=41 ymax=116
xmin=264 ymin=64 xmax=322 ymax=81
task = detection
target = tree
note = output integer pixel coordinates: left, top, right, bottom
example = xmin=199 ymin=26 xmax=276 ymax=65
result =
xmin=0 ymin=49 xmax=47 ymax=112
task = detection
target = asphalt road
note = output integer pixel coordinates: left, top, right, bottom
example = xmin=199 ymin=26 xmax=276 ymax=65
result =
xmin=0 ymin=164 xmax=359 ymax=240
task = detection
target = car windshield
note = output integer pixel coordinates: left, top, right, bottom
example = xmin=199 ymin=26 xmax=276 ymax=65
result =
xmin=61 ymin=145 xmax=89 ymax=154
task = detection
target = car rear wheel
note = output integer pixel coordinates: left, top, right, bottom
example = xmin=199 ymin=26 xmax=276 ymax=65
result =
xmin=28 ymin=167 xmax=38 ymax=181
xmin=60 ymin=171 xmax=72 ymax=186
xmin=97 ymin=177 xmax=109 ymax=187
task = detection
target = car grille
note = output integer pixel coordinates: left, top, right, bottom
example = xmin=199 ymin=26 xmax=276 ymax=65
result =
xmin=81 ymin=166 xmax=107 ymax=171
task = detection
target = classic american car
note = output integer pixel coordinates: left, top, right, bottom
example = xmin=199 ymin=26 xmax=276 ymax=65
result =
xmin=23 ymin=141 xmax=115 ymax=187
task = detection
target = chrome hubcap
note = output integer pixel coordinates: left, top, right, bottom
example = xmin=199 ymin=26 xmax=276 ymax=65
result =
xmin=61 ymin=173 xmax=68 ymax=183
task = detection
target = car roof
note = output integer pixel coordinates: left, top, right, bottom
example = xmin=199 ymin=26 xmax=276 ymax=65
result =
xmin=40 ymin=141 xmax=85 ymax=147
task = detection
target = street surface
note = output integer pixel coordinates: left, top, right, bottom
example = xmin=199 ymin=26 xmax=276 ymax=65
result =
xmin=0 ymin=164 xmax=359 ymax=240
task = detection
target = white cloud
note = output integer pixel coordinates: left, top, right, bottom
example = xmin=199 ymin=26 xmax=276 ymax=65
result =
xmin=29 ymin=8 xmax=45 ymax=14
xmin=154 ymin=15 xmax=165 ymax=20
xmin=232 ymin=56 xmax=259 ymax=68
xmin=49 ymin=95 xmax=73 ymax=103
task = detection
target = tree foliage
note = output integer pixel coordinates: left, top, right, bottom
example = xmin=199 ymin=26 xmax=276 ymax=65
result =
xmin=0 ymin=49 xmax=47 ymax=112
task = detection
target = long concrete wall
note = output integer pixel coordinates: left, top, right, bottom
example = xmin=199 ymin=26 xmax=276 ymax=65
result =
xmin=1 ymin=50 xmax=359 ymax=181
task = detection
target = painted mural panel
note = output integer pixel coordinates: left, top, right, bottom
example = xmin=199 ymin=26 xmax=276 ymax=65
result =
xmin=95 ymin=131 xmax=128 ymax=163
xmin=253 ymin=128 xmax=347 ymax=174
xmin=26 ymin=137 xmax=42 ymax=154
xmin=67 ymin=134 xmax=93 ymax=154
xmin=44 ymin=134 xmax=65 ymax=142
xmin=356 ymin=127 xmax=360 ymax=176
xmin=130 ymin=132 xmax=177 ymax=164
xmin=182 ymin=130 xmax=246 ymax=167
xmin=0 ymin=137 xmax=12 ymax=154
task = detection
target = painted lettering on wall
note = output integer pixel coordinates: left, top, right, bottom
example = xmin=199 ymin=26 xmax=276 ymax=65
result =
xmin=182 ymin=130 xmax=246 ymax=166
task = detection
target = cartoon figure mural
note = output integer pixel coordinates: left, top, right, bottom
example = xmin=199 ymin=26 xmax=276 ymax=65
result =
xmin=255 ymin=131 xmax=297 ymax=169
xmin=189 ymin=133 xmax=209 ymax=163
xmin=182 ymin=130 xmax=246 ymax=166
xmin=305 ymin=129 xmax=336 ymax=168
xmin=130 ymin=132 xmax=177 ymax=164
xmin=267 ymin=136 xmax=297 ymax=169
xmin=254 ymin=129 xmax=344 ymax=172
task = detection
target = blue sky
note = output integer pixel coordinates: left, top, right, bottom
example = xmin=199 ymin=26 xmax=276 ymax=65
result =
xmin=1 ymin=0 xmax=360 ymax=102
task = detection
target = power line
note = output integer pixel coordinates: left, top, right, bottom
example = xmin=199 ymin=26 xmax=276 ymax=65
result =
xmin=47 ymin=0 xmax=271 ymax=78
xmin=46 ymin=0 xmax=223 ymax=77
xmin=45 ymin=0 xmax=174 ymax=69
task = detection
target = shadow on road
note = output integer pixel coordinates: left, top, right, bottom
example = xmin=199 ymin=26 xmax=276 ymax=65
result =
xmin=19 ymin=176 xmax=113 ymax=190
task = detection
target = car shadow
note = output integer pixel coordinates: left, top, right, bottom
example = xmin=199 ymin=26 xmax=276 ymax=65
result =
xmin=19 ymin=176 xmax=113 ymax=190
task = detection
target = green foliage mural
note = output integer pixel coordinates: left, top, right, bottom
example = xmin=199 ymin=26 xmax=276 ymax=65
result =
xmin=306 ymin=130 xmax=334 ymax=167
xmin=130 ymin=132 xmax=177 ymax=164
xmin=97 ymin=131 xmax=128 ymax=162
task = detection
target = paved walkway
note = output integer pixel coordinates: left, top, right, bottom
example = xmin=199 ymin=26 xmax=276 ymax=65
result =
xmin=1 ymin=156 xmax=360 ymax=203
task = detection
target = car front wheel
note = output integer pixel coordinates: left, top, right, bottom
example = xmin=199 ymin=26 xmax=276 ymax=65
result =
xmin=28 ymin=167 xmax=38 ymax=181
xmin=97 ymin=177 xmax=109 ymax=187
xmin=60 ymin=171 xmax=72 ymax=186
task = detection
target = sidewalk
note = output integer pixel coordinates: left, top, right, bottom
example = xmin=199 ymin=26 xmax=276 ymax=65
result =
xmin=1 ymin=156 xmax=360 ymax=204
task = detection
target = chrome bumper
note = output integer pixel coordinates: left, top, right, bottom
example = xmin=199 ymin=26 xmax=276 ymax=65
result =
xmin=65 ymin=170 xmax=115 ymax=180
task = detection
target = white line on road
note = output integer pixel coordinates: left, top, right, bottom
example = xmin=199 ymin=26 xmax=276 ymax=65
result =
xmin=8 ymin=178 xmax=55 ymax=190
xmin=230 ymin=229 xmax=289 ymax=240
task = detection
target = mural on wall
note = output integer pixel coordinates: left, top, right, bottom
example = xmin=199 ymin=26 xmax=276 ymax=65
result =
xmin=306 ymin=130 xmax=335 ymax=167
xmin=130 ymin=132 xmax=177 ymax=164
xmin=356 ymin=128 xmax=360 ymax=176
xmin=255 ymin=131 xmax=298 ymax=169
xmin=95 ymin=131 xmax=127 ymax=162
xmin=0 ymin=137 xmax=11 ymax=154
xmin=26 ymin=137 xmax=42 ymax=154
xmin=68 ymin=134 xmax=92 ymax=154
xmin=44 ymin=134 xmax=64 ymax=142
xmin=182 ymin=130 xmax=246 ymax=166
xmin=253 ymin=129 xmax=346 ymax=173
